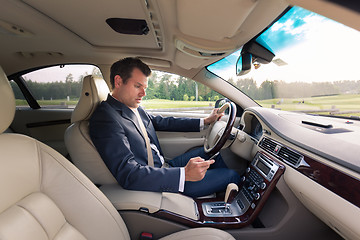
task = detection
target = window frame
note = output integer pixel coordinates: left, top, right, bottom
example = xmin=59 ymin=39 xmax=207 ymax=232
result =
xmin=8 ymin=63 xmax=101 ymax=109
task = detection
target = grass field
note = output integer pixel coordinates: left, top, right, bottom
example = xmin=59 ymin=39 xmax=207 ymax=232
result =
xmin=16 ymin=94 xmax=360 ymax=117
xmin=258 ymin=94 xmax=360 ymax=117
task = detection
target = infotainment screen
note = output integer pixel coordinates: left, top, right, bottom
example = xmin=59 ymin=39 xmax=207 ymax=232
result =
xmin=256 ymin=160 xmax=270 ymax=175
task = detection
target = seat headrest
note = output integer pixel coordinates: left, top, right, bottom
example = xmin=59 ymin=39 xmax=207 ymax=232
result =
xmin=0 ymin=66 xmax=15 ymax=133
xmin=71 ymin=75 xmax=110 ymax=123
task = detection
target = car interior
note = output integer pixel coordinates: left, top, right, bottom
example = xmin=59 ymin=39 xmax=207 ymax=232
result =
xmin=1 ymin=0 xmax=359 ymax=239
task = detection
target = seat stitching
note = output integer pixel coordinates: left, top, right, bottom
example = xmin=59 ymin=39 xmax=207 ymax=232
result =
xmin=16 ymin=204 xmax=50 ymax=239
xmin=78 ymin=122 xmax=96 ymax=149
xmin=37 ymin=140 xmax=43 ymax=195
xmin=53 ymin=221 xmax=86 ymax=239
xmin=38 ymin=141 xmax=128 ymax=239
xmin=17 ymin=203 xmax=82 ymax=240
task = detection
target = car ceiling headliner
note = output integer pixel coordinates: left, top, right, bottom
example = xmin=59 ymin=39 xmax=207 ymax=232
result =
xmin=0 ymin=0 xmax=359 ymax=80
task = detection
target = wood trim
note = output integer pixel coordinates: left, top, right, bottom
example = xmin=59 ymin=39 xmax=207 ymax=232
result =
xmin=259 ymin=136 xmax=360 ymax=208
xmin=208 ymin=102 xmax=237 ymax=156
xmin=298 ymin=156 xmax=360 ymax=208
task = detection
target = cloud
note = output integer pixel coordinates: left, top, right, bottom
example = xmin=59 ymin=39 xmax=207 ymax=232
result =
xmin=208 ymin=6 xmax=360 ymax=86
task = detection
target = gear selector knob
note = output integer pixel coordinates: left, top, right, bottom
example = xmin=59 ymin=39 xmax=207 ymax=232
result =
xmin=224 ymin=183 xmax=239 ymax=204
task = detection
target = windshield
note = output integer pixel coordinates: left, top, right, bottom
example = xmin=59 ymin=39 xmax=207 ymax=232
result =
xmin=207 ymin=6 xmax=360 ymax=118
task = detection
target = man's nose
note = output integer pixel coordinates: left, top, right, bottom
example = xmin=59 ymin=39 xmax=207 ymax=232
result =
xmin=140 ymin=88 xmax=146 ymax=96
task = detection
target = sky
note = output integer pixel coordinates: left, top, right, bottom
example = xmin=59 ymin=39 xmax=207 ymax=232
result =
xmin=23 ymin=65 xmax=99 ymax=83
xmin=207 ymin=6 xmax=360 ymax=86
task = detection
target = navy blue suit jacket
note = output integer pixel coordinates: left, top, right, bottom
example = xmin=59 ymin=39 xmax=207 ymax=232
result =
xmin=89 ymin=95 xmax=200 ymax=193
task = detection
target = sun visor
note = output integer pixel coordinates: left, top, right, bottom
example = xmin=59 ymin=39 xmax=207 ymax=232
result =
xmin=22 ymin=0 xmax=164 ymax=49
xmin=177 ymin=0 xmax=258 ymax=42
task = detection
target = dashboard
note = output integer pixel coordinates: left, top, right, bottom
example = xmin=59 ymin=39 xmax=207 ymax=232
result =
xmin=241 ymin=107 xmax=360 ymax=173
xmin=232 ymin=106 xmax=360 ymax=240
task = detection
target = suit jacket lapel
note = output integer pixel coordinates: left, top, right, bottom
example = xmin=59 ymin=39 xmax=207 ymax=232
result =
xmin=106 ymin=95 xmax=144 ymax=140
xmin=105 ymin=94 xmax=164 ymax=161
xmin=138 ymin=107 xmax=158 ymax=144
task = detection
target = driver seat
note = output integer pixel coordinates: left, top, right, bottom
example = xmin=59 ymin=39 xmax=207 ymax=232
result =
xmin=64 ymin=75 xmax=116 ymax=185
xmin=0 ymin=68 xmax=236 ymax=239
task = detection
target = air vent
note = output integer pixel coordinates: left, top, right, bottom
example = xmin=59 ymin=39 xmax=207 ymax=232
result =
xmin=0 ymin=20 xmax=33 ymax=37
xmin=260 ymin=137 xmax=277 ymax=153
xmin=145 ymin=0 xmax=164 ymax=48
xmin=17 ymin=52 xmax=64 ymax=58
xmin=259 ymin=137 xmax=304 ymax=168
xmin=278 ymin=147 xmax=302 ymax=167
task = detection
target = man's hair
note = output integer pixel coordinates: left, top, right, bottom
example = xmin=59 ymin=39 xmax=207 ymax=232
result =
xmin=110 ymin=57 xmax=151 ymax=89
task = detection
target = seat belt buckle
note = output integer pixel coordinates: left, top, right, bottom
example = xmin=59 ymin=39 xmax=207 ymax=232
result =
xmin=140 ymin=232 xmax=153 ymax=240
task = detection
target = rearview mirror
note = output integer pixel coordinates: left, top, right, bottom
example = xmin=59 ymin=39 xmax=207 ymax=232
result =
xmin=236 ymin=41 xmax=275 ymax=76
xmin=236 ymin=53 xmax=252 ymax=76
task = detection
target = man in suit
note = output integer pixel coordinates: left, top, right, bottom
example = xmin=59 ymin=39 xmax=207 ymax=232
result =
xmin=89 ymin=57 xmax=240 ymax=198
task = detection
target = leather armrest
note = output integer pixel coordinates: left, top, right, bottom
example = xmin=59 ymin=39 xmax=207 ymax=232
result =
xmin=161 ymin=192 xmax=199 ymax=220
xmin=99 ymin=184 xmax=199 ymax=220
xmin=99 ymin=184 xmax=162 ymax=213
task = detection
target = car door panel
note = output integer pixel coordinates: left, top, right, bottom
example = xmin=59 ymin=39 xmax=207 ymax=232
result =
xmin=157 ymin=130 xmax=206 ymax=161
xmin=150 ymin=111 xmax=205 ymax=160
xmin=11 ymin=108 xmax=72 ymax=156
xmin=153 ymin=111 xmax=241 ymax=162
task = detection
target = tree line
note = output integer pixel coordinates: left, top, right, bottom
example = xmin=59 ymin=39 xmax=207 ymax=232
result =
xmin=11 ymin=71 xmax=223 ymax=102
xmin=230 ymin=78 xmax=360 ymax=100
xmin=144 ymin=72 xmax=222 ymax=101
xmin=11 ymin=73 xmax=83 ymax=101
xmin=10 ymin=71 xmax=360 ymax=102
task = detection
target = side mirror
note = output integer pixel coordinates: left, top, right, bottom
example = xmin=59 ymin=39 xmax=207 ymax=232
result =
xmin=236 ymin=53 xmax=252 ymax=76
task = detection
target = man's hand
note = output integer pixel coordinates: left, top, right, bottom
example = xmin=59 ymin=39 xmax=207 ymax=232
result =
xmin=184 ymin=157 xmax=215 ymax=181
xmin=204 ymin=108 xmax=224 ymax=125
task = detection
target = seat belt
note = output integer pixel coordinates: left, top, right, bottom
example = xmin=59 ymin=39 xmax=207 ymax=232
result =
xmin=133 ymin=109 xmax=154 ymax=167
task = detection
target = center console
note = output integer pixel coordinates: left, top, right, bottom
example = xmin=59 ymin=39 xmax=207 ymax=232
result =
xmin=153 ymin=151 xmax=285 ymax=229
xmin=104 ymin=151 xmax=285 ymax=230
xmin=202 ymin=152 xmax=281 ymax=218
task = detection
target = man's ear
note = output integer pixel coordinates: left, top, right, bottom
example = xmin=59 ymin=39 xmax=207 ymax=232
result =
xmin=114 ymin=75 xmax=123 ymax=88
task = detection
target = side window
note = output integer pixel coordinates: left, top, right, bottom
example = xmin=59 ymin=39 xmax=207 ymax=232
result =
xmin=15 ymin=64 xmax=103 ymax=108
xmin=142 ymin=70 xmax=223 ymax=113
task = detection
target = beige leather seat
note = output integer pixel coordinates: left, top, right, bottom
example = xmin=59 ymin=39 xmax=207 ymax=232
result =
xmin=0 ymin=68 xmax=235 ymax=239
xmin=65 ymin=75 xmax=117 ymax=185
xmin=64 ymin=75 xmax=210 ymax=220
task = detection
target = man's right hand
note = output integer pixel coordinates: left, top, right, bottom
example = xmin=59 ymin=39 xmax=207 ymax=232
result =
xmin=184 ymin=157 xmax=215 ymax=181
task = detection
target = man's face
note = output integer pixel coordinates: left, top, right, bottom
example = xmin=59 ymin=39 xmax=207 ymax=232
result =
xmin=112 ymin=68 xmax=148 ymax=109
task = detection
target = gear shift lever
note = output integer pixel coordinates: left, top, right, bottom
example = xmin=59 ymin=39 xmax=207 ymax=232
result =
xmin=224 ymin=183 xmax=239 ymax=205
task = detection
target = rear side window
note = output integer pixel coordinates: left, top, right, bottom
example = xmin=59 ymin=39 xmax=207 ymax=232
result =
xmin=18 ymin=64 xmax=103 ymax=108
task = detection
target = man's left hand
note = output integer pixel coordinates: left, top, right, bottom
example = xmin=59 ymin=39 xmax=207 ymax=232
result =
xmin=204 ymin=108 xmax=224 ymax=125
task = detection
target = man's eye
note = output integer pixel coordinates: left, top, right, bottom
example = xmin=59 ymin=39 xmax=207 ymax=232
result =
xmin=135 ymin=85 xmax=140 ymax=88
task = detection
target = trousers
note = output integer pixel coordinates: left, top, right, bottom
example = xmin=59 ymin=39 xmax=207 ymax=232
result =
xmin=169 ymin=147 xmax=241 ymax=198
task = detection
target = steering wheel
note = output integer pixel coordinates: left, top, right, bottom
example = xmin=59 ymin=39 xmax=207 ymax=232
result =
xmin=204 ymin=101 xmax=237 ymax=157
